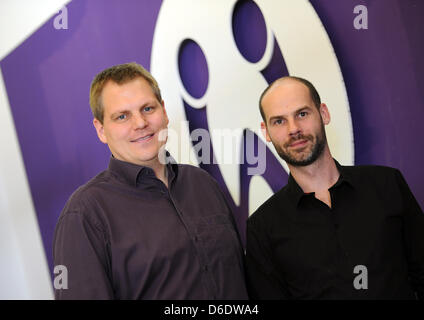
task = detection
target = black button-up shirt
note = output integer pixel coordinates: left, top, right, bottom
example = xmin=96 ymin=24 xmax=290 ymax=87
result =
xmin=246 ymin=161 xmax=424 ymax=299
xmin=53 ymin=156 xmax=248 ymax=299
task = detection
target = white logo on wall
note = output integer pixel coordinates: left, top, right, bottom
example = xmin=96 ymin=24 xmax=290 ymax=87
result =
xmin=151 ymin=0 xmax=354 ymax=215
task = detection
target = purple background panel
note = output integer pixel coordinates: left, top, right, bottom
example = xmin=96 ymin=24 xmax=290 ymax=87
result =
xmin=0 ymin=0 xmax=423 ymax=272
xmin=0 ymin=0 xmax=163 ymax=271
xmin=309 ymin=0 xmax=424 ymax=207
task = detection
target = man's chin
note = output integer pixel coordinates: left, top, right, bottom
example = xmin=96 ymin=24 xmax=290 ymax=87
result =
xmin=279 ymin=151 xmax=316 ymax=167
xmin=285 ymin=158 xmax=314 ymax=167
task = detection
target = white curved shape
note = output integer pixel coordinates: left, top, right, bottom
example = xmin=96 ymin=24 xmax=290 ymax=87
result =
xmin=257 ymin=0 xmax=354 ymax=167
xmin=151 ymin=0 xmax=353 ymax=211
xmin=0 ymin=0 xmax=70 ymax=61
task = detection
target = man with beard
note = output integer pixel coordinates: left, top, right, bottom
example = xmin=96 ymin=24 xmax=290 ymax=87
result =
xmin=245 ymin=76 xmax=424 ymax=299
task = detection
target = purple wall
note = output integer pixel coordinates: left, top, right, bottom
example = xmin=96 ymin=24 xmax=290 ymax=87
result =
xmin=310 ymin=0 xmax=424 ymax=214
xmin=1 ymin=0 xmax=423 ymax=272
xmin=1 ymin=0 xmax=163 ymax=271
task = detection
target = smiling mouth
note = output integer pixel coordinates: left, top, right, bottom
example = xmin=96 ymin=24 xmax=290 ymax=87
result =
xmin=131 ymin=133 xmax=154 ymax=142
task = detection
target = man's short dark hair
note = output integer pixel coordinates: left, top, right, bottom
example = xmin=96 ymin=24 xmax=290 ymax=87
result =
xmin=259 ymin=76 xmax=321 ymax=121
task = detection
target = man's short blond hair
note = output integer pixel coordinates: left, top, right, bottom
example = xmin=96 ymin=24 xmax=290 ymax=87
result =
xmin=89 ymin=62 xmax=162 ymax=124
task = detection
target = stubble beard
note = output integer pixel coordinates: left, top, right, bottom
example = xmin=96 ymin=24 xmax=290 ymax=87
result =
xmin=274 ymin=122 xmax=327 ymax=167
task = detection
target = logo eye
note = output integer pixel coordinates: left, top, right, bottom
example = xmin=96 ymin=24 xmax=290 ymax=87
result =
xmin=178 ymin=39 xmax=209 ymax=100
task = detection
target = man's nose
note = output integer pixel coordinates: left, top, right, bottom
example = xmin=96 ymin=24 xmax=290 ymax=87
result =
xmin=287 ymin=118 xmax=301 ymax=136
xmin=133 ymin=113 xmax=147 ymax=129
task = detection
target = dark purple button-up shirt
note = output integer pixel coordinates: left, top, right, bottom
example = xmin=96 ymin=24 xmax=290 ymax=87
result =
xmin=53 ymin=156 xmax=248 ymax=299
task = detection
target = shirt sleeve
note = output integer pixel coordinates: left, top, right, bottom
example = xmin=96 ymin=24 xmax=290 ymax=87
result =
xmin=245 ymin=217 xmax=290 ymax=299
xmin=53 ymin=210 xmax=114 ymax=299
xmin=396 ymin=169 xmax=424 ymax=300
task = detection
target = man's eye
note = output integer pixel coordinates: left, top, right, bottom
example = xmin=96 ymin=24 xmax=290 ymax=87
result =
xmin=298 ymin=111 xmax=308 ymax=118
xmin=143 ymin=106 xmax=153 ymax=112
xmin=273 ymin=119 xmax=283 ymax=125
xmin=117 ymin=114 xmax=127 ymax=120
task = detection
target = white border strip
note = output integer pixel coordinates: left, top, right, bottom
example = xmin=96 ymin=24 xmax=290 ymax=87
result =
xmin=0 ymin=0 xmax=70 ymax=61
xmin=0 ymin=0 xmax=71 ymax=299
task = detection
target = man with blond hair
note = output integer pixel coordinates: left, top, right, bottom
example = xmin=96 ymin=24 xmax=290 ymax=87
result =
xmin=53 ymin=62 xmax=248 ymax=299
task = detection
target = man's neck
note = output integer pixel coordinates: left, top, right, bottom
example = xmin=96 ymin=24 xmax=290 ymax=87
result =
xmin=288 ymin=147 xmax=339 ymax=194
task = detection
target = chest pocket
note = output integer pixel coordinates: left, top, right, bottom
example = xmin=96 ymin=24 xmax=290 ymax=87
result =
xmin=194 ymin=214 xmax=242 ymax=267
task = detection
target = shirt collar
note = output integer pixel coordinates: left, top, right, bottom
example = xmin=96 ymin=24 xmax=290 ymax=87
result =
xmin=332 ymin=159 xmax=355 ymax=189
xmin=286 ymin=158 xmax=355 ymax=207
xmin=107 ymin=152 xmax=178 ymax=187
xmin=286 ymin=173 xmax=307 ymax=207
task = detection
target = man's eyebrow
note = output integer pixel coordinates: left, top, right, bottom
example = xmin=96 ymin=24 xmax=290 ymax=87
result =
xmin=268 ymin=105 xmax=312 ymax=122
xmin=109 ymin=101 xmax=159 ymax=118
xmin=268 ymin=114 xmax=285 ymax=122
xmin=296 ymin=106 xmax=313 ymax=113
xmin=110 ymin=110 xmax=127 ymax=118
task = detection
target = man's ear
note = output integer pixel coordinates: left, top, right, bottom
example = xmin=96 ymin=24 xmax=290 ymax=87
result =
xmin=261 ymin=121 xmax=272 ymax=142
xmin=93 ymin=118 xmax=107 ymax=144
xmin=319 ymin=103 xmax=331 ymax=125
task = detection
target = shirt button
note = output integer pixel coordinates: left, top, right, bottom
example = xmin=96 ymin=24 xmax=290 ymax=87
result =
xmin=203 ymin=265 xmax=208 ymax=272
xmin=194 ymin=236 xmax=199 ymax=242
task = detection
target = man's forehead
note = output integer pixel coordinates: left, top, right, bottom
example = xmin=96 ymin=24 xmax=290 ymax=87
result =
xmin=102 ymin=78 xmax=155 ymax=102
xmin=263 ymin=79 xmax=311 ymax=108
xmin=267 ymin=78 xmax=310 ymax=97
xmin=103 ymin=77 xmax=147 ymax=93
